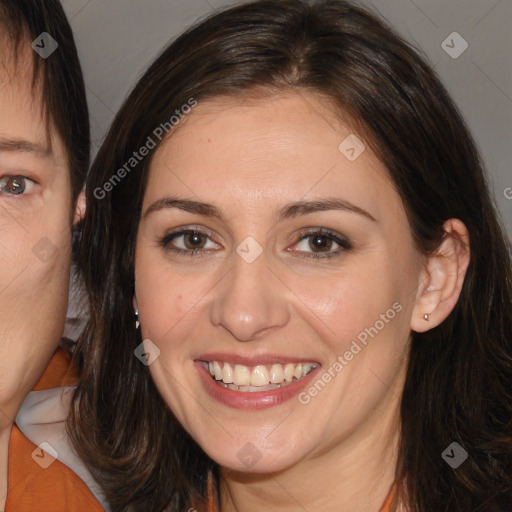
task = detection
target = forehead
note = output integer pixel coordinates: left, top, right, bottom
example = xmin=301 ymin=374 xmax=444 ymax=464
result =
xmin=147 ymin=93 xmax=393 ymax=210
xmin=0 ymin=38 xmax=47 ymax=141
xmin=0 ymin=37 xmax=68 ymax=166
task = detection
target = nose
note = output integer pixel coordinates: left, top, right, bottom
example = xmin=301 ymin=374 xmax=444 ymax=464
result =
xmin=209 ymin=249 xmax=291 ymax=342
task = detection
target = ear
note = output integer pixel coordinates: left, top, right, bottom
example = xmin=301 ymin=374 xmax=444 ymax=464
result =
xmin=132 ymin=294 xmax=138 ymax=313
xmin=73 ymin=189 xmax=86 ymax=226
xmin=411 ymin=219 xmax=470 ymax=333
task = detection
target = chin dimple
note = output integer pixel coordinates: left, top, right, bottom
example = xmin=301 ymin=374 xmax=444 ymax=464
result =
xmin=206 ymin=361 xmax=317 ymax=390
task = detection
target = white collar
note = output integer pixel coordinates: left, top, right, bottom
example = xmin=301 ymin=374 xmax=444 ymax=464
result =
xmin=16 ymin=387 xmax=110 ymax=511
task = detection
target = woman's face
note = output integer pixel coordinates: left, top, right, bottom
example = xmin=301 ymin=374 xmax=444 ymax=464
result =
xmin=135 ymin=92 xmax=424 ymax=473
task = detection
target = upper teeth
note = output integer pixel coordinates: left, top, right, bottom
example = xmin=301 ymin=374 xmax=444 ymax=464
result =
xmin=208 ymin=361 xmax=316 ymax=386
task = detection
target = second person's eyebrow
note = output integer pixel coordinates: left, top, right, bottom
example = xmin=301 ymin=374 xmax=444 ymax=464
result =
xmin=144 ymin=196 xmax=377 ymax=222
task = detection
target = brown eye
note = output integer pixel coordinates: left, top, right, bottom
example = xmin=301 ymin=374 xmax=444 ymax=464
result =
xmin=183 ymin=231 xmax=207 ymax=249
xmin=291 ymin=228 xmax=352 ymax=259
xmin=308 ymin=234 xmax=333 ymax=253
xmin=161 ymin=228 xmax=220 ymax=256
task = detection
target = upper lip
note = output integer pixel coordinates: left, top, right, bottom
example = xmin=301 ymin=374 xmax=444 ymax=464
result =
xmin=197 ymin=352 xmax=320 ymax=366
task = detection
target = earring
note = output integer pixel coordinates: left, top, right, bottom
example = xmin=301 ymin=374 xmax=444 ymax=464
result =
xmin=135 ymin=309 xmax=140 ymax=329
xmin=423 ymin=313 xmax=431 ymax=321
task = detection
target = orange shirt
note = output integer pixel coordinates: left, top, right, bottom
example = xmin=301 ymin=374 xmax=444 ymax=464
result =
xmin=5 ymin=347 xmax=103 ymax=512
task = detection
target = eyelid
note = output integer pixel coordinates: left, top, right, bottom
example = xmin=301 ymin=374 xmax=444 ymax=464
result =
xmin=0 ymin=173 xmax=38 ymax=183
xmin=162 ymin=224 xmax=219 ymax=240
xmin=295 ymin=226 xmax=348 ymax=240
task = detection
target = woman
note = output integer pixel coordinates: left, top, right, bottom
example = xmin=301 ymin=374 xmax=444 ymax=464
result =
xmin=70 ymin=1 xmax=512 ymax=511
xmin=0 ymin=1 xmax=100 ymax=510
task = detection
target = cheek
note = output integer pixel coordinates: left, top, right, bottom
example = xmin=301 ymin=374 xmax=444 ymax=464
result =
xmin=0 ymin=208 xmax=72 ymax=292
xmin=135 ymin=254 xmax=207 ymax=349
xmin=31 ymin=211 xmax=74 ymax=288
xmin=289 ymin=259 xmax=401 ymax=355
xmin=0 ymin=207 xmax=72 ymax=405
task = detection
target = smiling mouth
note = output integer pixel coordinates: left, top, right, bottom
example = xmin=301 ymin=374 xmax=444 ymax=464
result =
xmin=199 ymin=360 xmax=318 ymax=392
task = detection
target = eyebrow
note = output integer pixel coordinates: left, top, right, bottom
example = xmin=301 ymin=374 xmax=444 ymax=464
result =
xmin=0 ymin=138 xmax=50 ymax=156
xmin=144 ymin=196 xmax=377 ymax=222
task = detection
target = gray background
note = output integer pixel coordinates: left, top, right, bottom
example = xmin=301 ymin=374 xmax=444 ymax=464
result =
xmin=60 ymin=0 xmax=512 ymax=239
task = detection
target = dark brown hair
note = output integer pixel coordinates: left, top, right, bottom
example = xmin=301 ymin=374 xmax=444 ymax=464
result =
xmin=0 ymin=0 xmax=90 ymax=202
xmin=69 ymin=1 xmax=512 ymax=510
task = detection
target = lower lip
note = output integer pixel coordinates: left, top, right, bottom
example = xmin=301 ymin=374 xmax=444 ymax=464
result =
xmin=194 ymin=361 xmax=321 ymax=410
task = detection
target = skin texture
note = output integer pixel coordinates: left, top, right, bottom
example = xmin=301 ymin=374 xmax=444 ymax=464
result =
xmin=134 ymin=92 xmax=470 ymax=512
xmin=0 ymin=41 xmax=82 ymax=507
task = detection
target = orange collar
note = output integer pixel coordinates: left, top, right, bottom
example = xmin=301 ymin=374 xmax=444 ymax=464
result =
xmin=6 ymin=348 xmax=102 ymax=512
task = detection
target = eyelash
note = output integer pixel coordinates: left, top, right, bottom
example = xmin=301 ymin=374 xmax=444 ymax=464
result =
xmin=160 ymin=226 xmax=352 ymax=260
xmin=160 ymin=228 xmax=217 ymax=258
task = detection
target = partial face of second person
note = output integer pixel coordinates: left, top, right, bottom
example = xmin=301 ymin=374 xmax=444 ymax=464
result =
xmin=0 ymin=39 xmax=77 ymax=428
xmin=134 ymin=92 xmax=448 ymax=473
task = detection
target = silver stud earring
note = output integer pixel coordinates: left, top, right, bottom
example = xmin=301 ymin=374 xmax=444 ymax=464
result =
xmin=135 ymin=309 xmax=140 ymax=329
xmin=423 ymin=313 xmax=431 ymax=321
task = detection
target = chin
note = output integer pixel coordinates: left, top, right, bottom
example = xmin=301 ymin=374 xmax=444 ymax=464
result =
xmin=197 ymin=432 xmax=308 ymax=475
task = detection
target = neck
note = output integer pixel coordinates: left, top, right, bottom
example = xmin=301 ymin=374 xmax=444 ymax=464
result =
xmin=219 ymin=389 xmax=402 ymax=512
xmin=0 ymin=423 xmax=12 ymax=511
